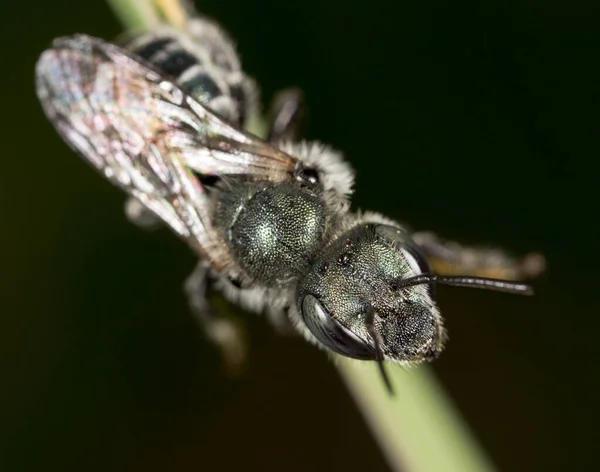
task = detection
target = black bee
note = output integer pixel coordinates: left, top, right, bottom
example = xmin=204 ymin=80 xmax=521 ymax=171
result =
xmin=35 ymin=6 xmax=543 ymax=392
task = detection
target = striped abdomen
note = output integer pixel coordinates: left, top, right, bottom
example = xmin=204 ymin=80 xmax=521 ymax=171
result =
xmin=123 ymin=18 xmax=255 ymax=128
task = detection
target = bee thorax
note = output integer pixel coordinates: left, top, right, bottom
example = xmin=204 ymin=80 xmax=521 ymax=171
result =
xmin=216 ymin=182 xmax=327 ymax=285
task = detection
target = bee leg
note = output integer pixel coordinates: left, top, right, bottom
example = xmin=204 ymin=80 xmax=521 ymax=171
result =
xmin=413 ymin=231 xmax=546 ymax=280
xmin=124 ymin=197 xmax=162 ymax=229
xmin=184 ymin=261 xmax=247 ymax=375
xmin=267 ymin=87 xmax=305 ymax=143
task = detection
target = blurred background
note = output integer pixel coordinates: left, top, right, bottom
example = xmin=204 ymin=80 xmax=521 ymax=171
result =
xmin=1 ymin=0 xmax=598 ymax=470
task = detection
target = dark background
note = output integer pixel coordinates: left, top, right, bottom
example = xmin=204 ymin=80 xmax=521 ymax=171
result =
xmin=1 ymin=0 xmax=598 ymax=470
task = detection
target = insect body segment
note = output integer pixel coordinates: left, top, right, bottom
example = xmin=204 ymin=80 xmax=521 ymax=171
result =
xmin=122 ymin=20 xmax=254 ymax=127
xmin=216 ymin=181 xmax=328 ymax=284
xmin=36 ymin=9 xmax=542 ymax=391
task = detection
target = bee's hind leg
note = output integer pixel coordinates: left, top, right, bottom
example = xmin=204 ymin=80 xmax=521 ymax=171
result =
xmin=267 ymin=87 xmax=305 ymax=143
xmin=184 ymin=260 xmax=247 ymax=375
xmin=413 ymin=231 xmax=546 ymax=280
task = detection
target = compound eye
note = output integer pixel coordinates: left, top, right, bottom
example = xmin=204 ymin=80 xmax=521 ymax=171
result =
xmin=375 ymin=224 xmax=432 ymax=275
xmin=300 ymin=295 xmax=374 ymax=360
xmin=398 ymin=246 xmax=436 ymax=299
xmin=400 ymin=246 xmax=431 ymax=275
xmin=375 ymin=224 xmax=435 ymax=296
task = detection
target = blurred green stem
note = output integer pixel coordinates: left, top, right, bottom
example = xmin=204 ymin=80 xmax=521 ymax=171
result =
xmin=337 ymin=360 xmax=495 ymax=472
xmin=105 ymin=1 xmax=497 ymax=471
xmin=106 ymin=0 xmax=162 ymax=32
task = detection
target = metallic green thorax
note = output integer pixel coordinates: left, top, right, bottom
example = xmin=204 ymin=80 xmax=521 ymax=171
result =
xmin=215 ymin=181 xmax=327 ymax=284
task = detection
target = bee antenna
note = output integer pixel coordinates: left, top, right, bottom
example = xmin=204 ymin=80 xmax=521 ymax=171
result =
xmin=395 ymin=274 xmax=534 ymax=295
xmin=365 ymin=307 xmax=394 ymax=395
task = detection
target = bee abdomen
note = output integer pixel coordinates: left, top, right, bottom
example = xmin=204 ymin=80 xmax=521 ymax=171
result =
xmin=122 ymin=19 xmax=255 ymax=126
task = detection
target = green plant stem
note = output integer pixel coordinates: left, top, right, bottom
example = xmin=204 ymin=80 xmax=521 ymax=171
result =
xmin=337 ymin=359 xmax=495 ymax=472
xmin=106 ymin=0 xmax=162 ymax=32
xmin=105 ymin=1 xmax=498 ymax=471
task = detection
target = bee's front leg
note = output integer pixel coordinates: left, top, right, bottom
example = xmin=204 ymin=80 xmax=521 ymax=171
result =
xmin=184 ymin=260 xmax=247 ymax=375
xmin=267 ymin=87 xmax=305 ymax=143
xmin=413 ymin=231 xmax=546 ymax=281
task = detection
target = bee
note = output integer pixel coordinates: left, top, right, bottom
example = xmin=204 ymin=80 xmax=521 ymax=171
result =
xmin=35 ymin=6 xmax=543 ymax=391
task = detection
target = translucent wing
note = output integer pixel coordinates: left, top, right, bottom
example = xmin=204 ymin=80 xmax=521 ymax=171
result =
xmin=35 ymin=34 xmax=299 ymax=269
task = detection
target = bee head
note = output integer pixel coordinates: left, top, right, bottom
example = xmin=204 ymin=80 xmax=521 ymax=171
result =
xmin=296 ymin=223 xmax=532 ymax=393
xmin=297 ymin=224 xmax=444 ymax=363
